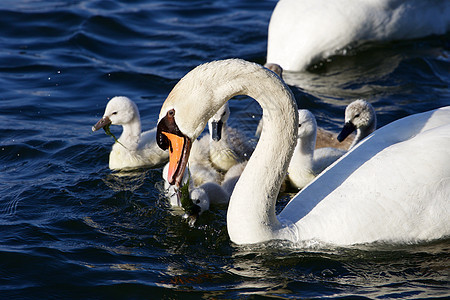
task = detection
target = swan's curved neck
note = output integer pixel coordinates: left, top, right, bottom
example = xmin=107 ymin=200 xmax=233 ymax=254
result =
xmin=119 ymin=118 xmax=141 ymax=149
xmin=211 ymin=66 xmax=298 ymax=244
xmin=161 ymin=60 xmax=299 ymax=244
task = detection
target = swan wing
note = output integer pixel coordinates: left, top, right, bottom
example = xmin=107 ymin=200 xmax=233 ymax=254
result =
xmin=279 ymin=107 xmax=450 ymax=244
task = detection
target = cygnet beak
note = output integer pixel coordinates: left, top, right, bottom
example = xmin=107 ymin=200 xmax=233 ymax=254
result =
xmin=92 ymin=116 xmax=111 ymax=132
xmin=337 ymin=121 xmax=356 ymax=142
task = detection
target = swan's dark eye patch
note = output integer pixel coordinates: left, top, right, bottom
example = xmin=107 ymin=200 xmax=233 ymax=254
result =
xmin=156 ymin=109 xmax=184 ymax=151
xmin=112 ymin=111 xmax=118 ymax=115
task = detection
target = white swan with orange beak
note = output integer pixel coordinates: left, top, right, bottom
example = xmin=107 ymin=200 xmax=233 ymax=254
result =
xmin=156 ymin=59 xmax=450 ymax=246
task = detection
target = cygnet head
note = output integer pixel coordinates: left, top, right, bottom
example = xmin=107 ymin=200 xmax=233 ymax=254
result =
xmin=183 ymin=187 xmax=210 ymax=226
xmin=297 ymin=109 xmax=317 ymax=139
xmin=208 ymin=102 xmax=230 ymax=141
xmin=92 ymin=96 xmax=140 ymax=131
xmin=337 ymin=99 xmax=376 ymax=142
xmin=189 ymin=188 xmax=210 ymax=214
xmin=264 ymin=63 xmax=283 ymax=78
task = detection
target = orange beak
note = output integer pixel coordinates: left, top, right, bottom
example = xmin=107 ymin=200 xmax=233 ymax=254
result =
xmin=161 ymin=132 xmax=191 ymax=187
xmin=163 ymin=132 xmax=185 ymax=184
xmin=156 ymin=109 xmax=192 ymax=187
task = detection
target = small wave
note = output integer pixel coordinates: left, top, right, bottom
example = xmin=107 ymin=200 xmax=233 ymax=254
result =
xmin=0 ymin=194 xmax=21 ymax=216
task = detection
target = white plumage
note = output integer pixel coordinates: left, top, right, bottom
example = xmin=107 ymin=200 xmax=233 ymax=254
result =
xmin=337 ymin=99 xmax=377 ymax=149
xmin=157 ymin=59 xmax=450 ymax=245
xmin=287 ymin=110 xmax=345 ymax=189
xmin=92 ymin=96 xmax=168 ymax=170
xmin=267 ymin=0 xmax=450 ymax=71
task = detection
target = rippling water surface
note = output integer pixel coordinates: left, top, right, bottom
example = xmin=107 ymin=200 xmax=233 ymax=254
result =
xmin=1 ymin=1 xmax=449 ymax=298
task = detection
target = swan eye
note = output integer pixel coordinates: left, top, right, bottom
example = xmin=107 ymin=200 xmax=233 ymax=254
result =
xmin=354 ymin=114 xmax=360 ymax=118
xmin=112 ymin=111 xmax=118 ymax=115
xmin=298 ymin=123 xmax=302 ymax=128
xmin=195 ymin=199 xmax=200 ymax=204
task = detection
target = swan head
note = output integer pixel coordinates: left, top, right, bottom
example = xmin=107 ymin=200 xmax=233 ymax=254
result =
xmin=156 ymin=59 xmax=291 ymax=187
xmin=189 ymin=188 xmax=210 ymax=213
xmin=156 ymin=60 xmax=250 ymax=186
xmin=337 ymin=99 xmax=376 ymax=142
xmin=156 ymin=107 xmax=193 ymax=187
xmin=264 ymin=63 xmax=283 ymax=78
xmin=297 ymin=109 xmax=317 ymax=139
xmin=92 ymin=96 xmax=140 ymax=131
xmin=208 ymin=103 xmax=230 ymax=142
xmin=178 ymin=187 xmax=209 ymax=226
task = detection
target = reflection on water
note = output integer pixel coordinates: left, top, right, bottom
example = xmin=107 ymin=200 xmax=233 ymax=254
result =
xmin=102 ymin=170 xmax=149 ymax=192
xmin=222 ymin=241 xmax=450 ymax=298
xmin=284 ymin=45 xmax=403 ymax=103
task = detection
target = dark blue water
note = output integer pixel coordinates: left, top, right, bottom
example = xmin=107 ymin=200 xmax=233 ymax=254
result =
xmin=1 ymin=1 xmax=449 ymax=298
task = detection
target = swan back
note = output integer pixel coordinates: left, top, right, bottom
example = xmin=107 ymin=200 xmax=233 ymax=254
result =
xmin=280 ymin=106 xmax=450 ymax=244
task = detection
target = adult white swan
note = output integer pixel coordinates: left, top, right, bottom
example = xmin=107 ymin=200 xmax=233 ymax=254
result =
xmin=156 ymin=59 xmax=450 ymax=246
xmin=93 ymin=96 xmax=168 ymax=170
xmin=267 ymin=0 xmax=450 ymax=71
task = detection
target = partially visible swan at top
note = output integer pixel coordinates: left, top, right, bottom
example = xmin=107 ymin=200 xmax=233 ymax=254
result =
xmin=337 ymin=99 xmax=377 ymax=150
xmin=156 ymin=59 xmax=450 ymax=246
xmin=287 ymin=109 xmax=346 ymax=190
xmin=92 ymin=96 xmax=168 ymax=170
xmin=266 ymin=0 xmax=450 ymax=71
